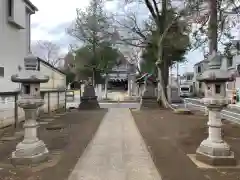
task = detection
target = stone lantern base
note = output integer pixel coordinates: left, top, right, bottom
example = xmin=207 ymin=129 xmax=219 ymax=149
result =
xmin=140 ymin=96 xmax=159 ymax=109
xmin=140 ymin=84 xmax=159 ymax=109
xmin=78 ymin=96 xmax=100 ymax=110
xmin=11 ymin=139 xmax=48 ymax=165
xmin=196 ymin=139 xmax=236 ymax=166
xmin=78 ymin=84 xmax=100 ymax=110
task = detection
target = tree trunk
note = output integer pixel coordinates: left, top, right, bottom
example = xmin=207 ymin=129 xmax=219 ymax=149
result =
xmin=157 ymin=67 xmax=175 ymax=109
xmin=156 ymin=0 xmax=172 ymax=108
xmin=161 ymin=59 xmax=169 ymax=99
xmin=92 ymin=67 xmax=96 ymax=86
xmin=208 ymin=0 xmax=218 ymax=53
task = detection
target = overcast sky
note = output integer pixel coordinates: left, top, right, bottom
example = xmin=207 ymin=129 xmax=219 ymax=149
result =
xmin=30 ymin=0 xmax=89 ymax=54
xmin=29 ymin=0 xmax=216 ymax=75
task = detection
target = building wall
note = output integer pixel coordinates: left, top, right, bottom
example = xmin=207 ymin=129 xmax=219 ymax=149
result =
xmin=193 ymin=61 xmax=209 ymax=96
xmin=222 ymin=55 xmax=240 ymax=99
xmin=39 ymin=62 xmax=66 ymax=90
xmin=111 ymin=64 xmax=128 ymax=73
xmin=0 ymin=0 xmax=30 ymax=92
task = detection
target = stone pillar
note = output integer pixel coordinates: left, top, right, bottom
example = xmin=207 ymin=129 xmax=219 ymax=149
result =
xmin=196 ymin=51 xmax=236 ymax=166
xmin=128 ymin=74 xmax=136 ymax=96
xmin=131 ymin=75 xmax=137 ymax=96
xmin=128 ymin=75 xmax=131 ymax=96
xmin=104 ymin=74 xmax=108 ymax=99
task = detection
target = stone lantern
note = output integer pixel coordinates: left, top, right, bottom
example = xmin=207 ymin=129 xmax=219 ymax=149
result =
xmin=78 ymin=77 xmax=100 ymax=109
xmin=196 ymin=51 xmax=236 ymax=166
xmin=11 ymin=53 xmax=49 ymax=165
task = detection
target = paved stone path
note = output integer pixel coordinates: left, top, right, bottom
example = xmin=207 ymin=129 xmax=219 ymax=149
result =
xmin=68 ymin=108 xmax=162 ymax=180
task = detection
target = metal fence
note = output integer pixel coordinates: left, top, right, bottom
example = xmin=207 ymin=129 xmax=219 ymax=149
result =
xmin=0 ymin=90 xmax=67 ymax=129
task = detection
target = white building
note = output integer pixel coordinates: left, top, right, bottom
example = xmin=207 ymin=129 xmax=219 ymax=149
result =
xmin=106 ymin=55 xmax=134 ymax=91
xmin=0 ymin=0 xmax=37 ymax=92
xmin=37 ymin=59 xmax=66 ymax=91
xmin=181 ymin=72 xmax=194 ymax=84
xmin=221 ymin=53 xmax=240 ymax=100
xmin=193 ymin=59 xmax=209 ymax=96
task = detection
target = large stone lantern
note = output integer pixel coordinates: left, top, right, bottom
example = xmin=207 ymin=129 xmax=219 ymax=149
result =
xmin=196 ymin=51 xmax=236 ymax=166
xmin=11 ymin=53 xmax=49 ymax=165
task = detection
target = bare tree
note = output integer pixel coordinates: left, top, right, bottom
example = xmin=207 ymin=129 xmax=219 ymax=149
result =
xmin=109 ymin=4 xmax=151 ymax=48
xmin=124 ymin=47 xmax=142 ymax=74
xmin=31 ymin=40 xmax=61 ymax=66
xmin=109 ymin=0 xmax=240 ymax=109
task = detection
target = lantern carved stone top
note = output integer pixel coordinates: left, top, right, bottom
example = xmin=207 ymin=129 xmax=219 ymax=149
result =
xmin=197 ymin=51 xmax=232 ymax=107
xmin=11 ymin=53 xmax=49 ymax=83
xmin=197 ymin=51 xmax=233 ymax=83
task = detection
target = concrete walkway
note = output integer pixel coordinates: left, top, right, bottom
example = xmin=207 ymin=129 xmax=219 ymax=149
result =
xmin=68 ymin=108 xmax=162 ymax=180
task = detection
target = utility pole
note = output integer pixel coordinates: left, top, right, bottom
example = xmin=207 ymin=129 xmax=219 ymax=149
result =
xmin=176 ymin=62 xmax=180 ymax=93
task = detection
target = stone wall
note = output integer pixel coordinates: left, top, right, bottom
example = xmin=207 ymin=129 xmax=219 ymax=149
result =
xmin=0 ymin=90 xmax=66 ymax=129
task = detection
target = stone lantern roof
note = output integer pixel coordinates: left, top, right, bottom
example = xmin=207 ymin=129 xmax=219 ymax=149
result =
xmin=197 ymin=51 xmax=234 ymax=83
xmin=11 ymin=53 xmax=49 ymax=83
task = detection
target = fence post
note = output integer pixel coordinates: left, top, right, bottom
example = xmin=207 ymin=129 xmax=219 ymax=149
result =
xmin=57 ymin=91 xmax=60 ymax=110
xmin=80 ymin=85 xmax=82 ymax=97
xmin=39 ymin=91 xmax=44 ymax=118
xmin=73 ymin=90 xmax=75 ymax=101
xmin=47 ymin=91 xmax=50 ymax=114
xmin=64 ymin=90 xmax=67 ymax=112
xmin=14 ymin=93 xmax=18 ymax=129
xmin=184 ymin=99 xmax=187 ymax=109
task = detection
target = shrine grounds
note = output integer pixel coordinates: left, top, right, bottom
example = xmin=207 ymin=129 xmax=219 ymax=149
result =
xmin=0 ymin=109 xmax=107 ymax=180
xmin=132 ymin=109 xmax=240 ymax=180
xmin=1 ymin=108 xmax=240 ymax=179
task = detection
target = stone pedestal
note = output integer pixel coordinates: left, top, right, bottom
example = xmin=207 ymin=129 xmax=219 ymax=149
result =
xmin=167 ymin=86 xmax=181 ymax=103
xmin=140 ymin=83 xmax=159 ymax=109
xmin=196 ymin=104 xmax=236 ymax=166
xmin=12 ymin=99 xmax=49 ymax=165
xmin=79 ymin=84 xmax=100 ymax=110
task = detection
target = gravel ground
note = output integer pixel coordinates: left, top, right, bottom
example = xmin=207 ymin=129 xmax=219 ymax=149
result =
xmin=132 ymin=109 xmax=240 ymax=180
xmin=0 ymin=109 xmax=107 ymax=180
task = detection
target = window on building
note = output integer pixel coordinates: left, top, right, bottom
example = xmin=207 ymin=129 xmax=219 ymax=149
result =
xmin=0 ymin=67 xmax=4 ymax=77
xmin=215 ymin=84 xmax=221 ymax=94
xmin=197 ymin=65 xmax=201 ymax=73
xmin=227 ymin=56 xmax=233 ymax=68
xmin=186 ymin=75 xmax=193 ymax=80
xmin=190 ymin=85 xmax=193 ymax=92
xmin=7 ymin=0 xmax=14 ymax=17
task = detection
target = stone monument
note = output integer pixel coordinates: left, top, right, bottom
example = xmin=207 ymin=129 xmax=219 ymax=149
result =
xmin=167 ymin=85 xmax=182 ymax=103
xmin=11 ymin=53 xmax=49 ymax=165
xmin=78 ymin=77 xmax=100 ymax=109
xmin=196 ymin=51 xmax=236 ymax=166
xmin=140 ymin=78 xmax=159 ymax=109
